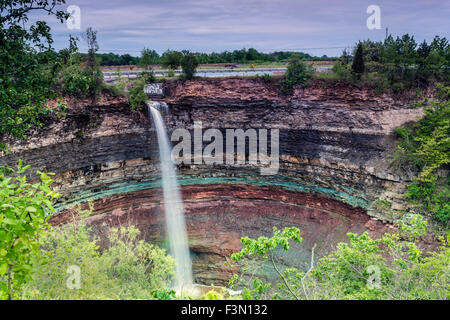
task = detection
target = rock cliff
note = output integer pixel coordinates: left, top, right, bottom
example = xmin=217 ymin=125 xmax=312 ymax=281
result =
xmin=0 ymin=78 xmax=424 ymax=285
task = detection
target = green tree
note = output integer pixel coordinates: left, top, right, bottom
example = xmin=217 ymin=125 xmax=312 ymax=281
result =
xmin=229 ymin=215 xmax=449 ymax=300
xmin=0 ymin=0 xmax=69 ymax=151
xmin=22 ymin=220 xmax=175 ymax=300
xmin=0 ymin=161 xmax=60 ymax=299
xmin=282 ymin=55 xmax=314 ymax=94
xmin=161 ymin=50 xmax=183 ymax=70
xmin=82 ymin=27 xmax=103 ymax=98
xmin=181 ymin=52 xmax=199 ymax=80
xmin=229 ymin=227 xmax=303 ymax=300
xmin=139 ymin=48 xmax=159 ymax=70
xmin=394 ymin=84 xmax=450 ymax=223
xmin=352 ymin=42 xmax=365 ymax=79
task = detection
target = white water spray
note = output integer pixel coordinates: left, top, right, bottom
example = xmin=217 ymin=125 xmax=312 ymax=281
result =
xmin=148 ymin=101 xmax=193 ymax=291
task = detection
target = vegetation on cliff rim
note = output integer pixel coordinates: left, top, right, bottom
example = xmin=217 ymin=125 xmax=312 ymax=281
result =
xmin=325 ymin=34 xmax=450 ymax=92
xmin=0 ymin=0 xmax=68 ymax=152
xmin=0 ymin=1 xmax=105 ymax=151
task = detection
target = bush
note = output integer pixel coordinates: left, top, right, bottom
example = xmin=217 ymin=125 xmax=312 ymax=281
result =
xmin=181 ymin=53 xmax=199 ymax=80
xmin=351 ymin=42 xmax=365 ymax=79
xmin=59 ymin=64 xmax=101 ymax=98
xmin=261 ymin=74 xmax=274 ymax=83
xmin=0 ymin=162 xmax=60 ymax=300
xmin=229 ymin=216 xmax=449 ymax=300
xmin=22 ymin=218 xmax=175 ymax=300
xmin=281 ymin=56 xmax=314 ymax=94
xmin=394 ymin=84 xmax=450 ymax=224
xmin=331 ymin=63 xmax=352 ymax=81
xmin=128 ymin=73 xmax=152 ymax=111
xmin=103 ymin=79 xmax=127 ymax=97
xmin=161 ymin=50 xmax=183 ymax=70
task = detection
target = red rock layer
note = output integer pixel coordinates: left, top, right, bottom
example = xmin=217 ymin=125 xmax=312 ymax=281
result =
xmin=52 ymin=183 xmax=390 ymax=285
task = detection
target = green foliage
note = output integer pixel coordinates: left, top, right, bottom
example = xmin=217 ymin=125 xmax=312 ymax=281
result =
xmin=180 ymin=52 xmax=199 ymax=80
xmin=229 ymin=216 xmax=449 ymax=300
xmin=161 ymin=50 xmax=183 ymax=70
xmin=55 ymin=36 xmax=104 ymax=99
xmin=200 ymin=289 xmax=226 ymax=300
xmin=103 ymin=79 xmax=127 ymax=97
xmin=333 ymin=34 xmax=449 ymax=90
xmin=101 ymin=226 xmax=176 ymax=299
xmin=281 ymin=55 xmax=314 ymax=94
xmin=152 ymin=288 xmax=176 ymax=300
xmin=0 ymin=1 xmax=69 ymax=151
xmin=139 ymin=48 xmax=159 ymax=70
xmin=22 ymin=219 xmax=175 ymax=300
xmin=100 ymin=48 xmax=331 ymax=67
xmin=394 ymin=84 xmax=450 ymax=224
xmin=256 ymin=73 xmax=274 ymax=83
xmin=351 ymin=42 xmax=365 ymax=79
xmin=128 ymin=73 xmax=152 ymax=111
xmin=22 ymin=217 xmax=117 ymax=299
xmin=229 ymin=227 xmax=303 ymax=300
xmin=0 ymin=161 xmax=60 ymax=299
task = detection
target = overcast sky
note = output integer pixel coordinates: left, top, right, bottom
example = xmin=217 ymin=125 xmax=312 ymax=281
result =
xmin=37 ymin=0 xmax=450 ymax=57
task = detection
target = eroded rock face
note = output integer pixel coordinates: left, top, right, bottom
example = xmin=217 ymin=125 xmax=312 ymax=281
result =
xmin=0 ymin=79 xmax=423 ymax=284
xmin=52 ymin=184 xmax=390 ymax=285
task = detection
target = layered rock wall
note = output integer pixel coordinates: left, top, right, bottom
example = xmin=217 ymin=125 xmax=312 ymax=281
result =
xmin=0 ymin=79 xmax=424 ymax=284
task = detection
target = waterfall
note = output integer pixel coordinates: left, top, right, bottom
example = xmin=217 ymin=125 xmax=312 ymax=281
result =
xmin=148 ymin=101 xmax=193 ymax=291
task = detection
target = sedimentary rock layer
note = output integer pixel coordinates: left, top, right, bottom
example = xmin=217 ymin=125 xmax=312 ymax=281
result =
xmin=0 ymin=79 xmax=424 ymax=284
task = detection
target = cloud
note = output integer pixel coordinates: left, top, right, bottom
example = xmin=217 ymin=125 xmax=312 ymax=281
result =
xmin=27 ymin=0 xmax=450 ymax=56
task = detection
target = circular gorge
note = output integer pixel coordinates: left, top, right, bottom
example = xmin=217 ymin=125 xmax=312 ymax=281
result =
xmin=0 ymin=78 xmax=425 ymax=286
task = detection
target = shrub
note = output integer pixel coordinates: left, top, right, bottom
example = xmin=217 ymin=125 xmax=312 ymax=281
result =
xmin=352 ymin=42 xmax=365 ymax=80
xmin=331 ymin=62 xmax=352 ymax=81
xmin=22 ymin=218 xmax=175 ymax=300
xmin=161 ymin=50 xmax=183 ymax=70
xmin=128 ymin=73 xmax=152 ymax=111
xmin=394 ymin=84 xmax=450 ymax=224
xmin=229 ymin=215 xmax=449 ymax=300
xmin=281 ymin=56 xmax=314 ymax=94
xmin=181 ymin=52 xmax=199 ymax=80
xmin=103 ymin=79 xmax=127 ymax=97
xmin=59 ymin=64 xmax=97 ymax=98
xmin=0 ymin=161 xmax=60 ymax=300
xmin=261 ymin=73 xmax=274 ymax=83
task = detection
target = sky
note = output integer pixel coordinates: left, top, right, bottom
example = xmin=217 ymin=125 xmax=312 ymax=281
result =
xmin=33 ymin=0 xmax=450 ymax=57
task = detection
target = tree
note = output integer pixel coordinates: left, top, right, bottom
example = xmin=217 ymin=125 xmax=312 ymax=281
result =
xmin=0 ymin=162 xmax=60 ymax=299
xmin=394 ymin=85 xmax=450 ymax=223
xmin=82 ymin=27 xmax=103 ymax=98
xmin=352 ymin=42 xmax=365 ymax=79
xmin=161 ymin=50 xmax=183 ymax=70
xmin=83 ymin=27 xmax=99 ymax=70
xmin=180 ymin=52 xmax=199 ymax=80
xmin=139 ymin=48 xmax=159 ymax=70
xmin=0 ymin=0 xmax=69 ymax=151
xmin=282 ymin=54 xmax=314 ymax=93
xmin=229 ymin=227 xmax=303 ymax=300
xmin=229 ymin=215 xmax=449 ymax=300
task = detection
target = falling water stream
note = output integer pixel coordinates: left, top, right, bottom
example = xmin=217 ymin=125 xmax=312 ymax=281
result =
xmin=148 ymin=101 xmax=193 ymax=292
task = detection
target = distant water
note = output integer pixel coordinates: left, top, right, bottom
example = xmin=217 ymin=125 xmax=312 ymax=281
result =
xmin=148 ymin=102 xmax=193 ymax=291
